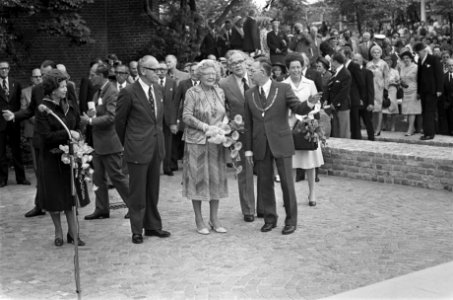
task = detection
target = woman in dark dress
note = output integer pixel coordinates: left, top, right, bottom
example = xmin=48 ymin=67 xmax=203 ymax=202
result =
xmin=35 ymin=69 xmax=85 ymax=247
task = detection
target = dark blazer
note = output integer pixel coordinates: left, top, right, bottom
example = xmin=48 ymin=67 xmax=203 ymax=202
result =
xmin=230 ymin=26 xmax=243 ymax=50
xmin=91 ymin=81 xmax=122 ymax=155
xmin=218 ymin=74 xmax=254 ymax=119
xmin=363 ymin=67 xmax=375 ymax=107
xmin=172 ymin=78 xmax=196 ymax=127
xmin=347 ymin=61 xmax=366 ymax=107
xmin=162 ymin=77 xmax=177 ymax=126
xmin=442 ymin=72 xmax=453 ymax=106
xmin=79 ymin=77 xmax=97 ymax=113
xmin=323 ymin=66 xmax=352 ymax=111
xmin=417 ymin=54 xmax=444 ymax=95
xmin=267 ymin=31 xmax=288 ymax=55
xmin=358 ymin=42 xmax=371 ymax=62
xmin=243 ymin=17 xmax=260 ymax=52
xmin=0 ymin=78 xmax=22 ymax=132
xmin=244 ymin=81 xmax=313 ymax=161
xmin=200 ymin=31 xmax=218 ymax=58
xmin=115 ymin=81 xmax=165 ymax=164
xmin=305 ymin=68 xmax=323 ymax=94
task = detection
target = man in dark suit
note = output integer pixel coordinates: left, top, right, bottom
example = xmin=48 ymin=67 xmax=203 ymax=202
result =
xmin=0 ymin=61 xmax=29 ymax=188
xmin=322 ymin=53 xmax=352 ymax=138
xmin=116 ymin=55 xmax=170 ymax=244
xmin=156 ymin=63 xmax=178 ymax=175
xmin=242 ymin=9 xmax=260 ymax=55
xmin=267 ymin=19 xmax=289 ymax=65
xmin=219 ymin=50 xmax=256 ymax=222
xmin=414 ymin=42 xmax=444 ymax=140
xmin=83 ymin=63 xmax=129 ymax=220
xmin=244 ymin=60 xmax=318 ymax=235
xmin=217 ymin=20 xmax=233 ymax=57
xmin=343 ymin=48 xmax=366 ymax=140
xmin=442 ymin=59 xmax=453 ymax=135
xmin=171 ymin=63 xmax=199 ymax=170
xmin=353 ymin=53 xmax=375 ymax=140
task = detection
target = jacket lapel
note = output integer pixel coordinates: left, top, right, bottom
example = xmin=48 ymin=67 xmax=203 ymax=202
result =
xmin=132 ymin=81 xmax=155 ymax=121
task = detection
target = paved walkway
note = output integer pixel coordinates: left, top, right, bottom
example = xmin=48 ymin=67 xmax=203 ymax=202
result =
xmin=1 ymin=169 xmax=452 ymax=299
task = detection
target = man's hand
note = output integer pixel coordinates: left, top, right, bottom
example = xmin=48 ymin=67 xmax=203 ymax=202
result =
xmin=86 ymin=109 xmax=96 ymax=118
xmin=366 ymin=104 xmax=374 ymax=112
xmin=2 ymin=110 xmax=14 ymax=121
xmin=70 ymin=130 xmax=80 ymax=141
xmin=245 ymin=155 xmax=254 ymax=167
xmin=170 ymin=125 xmax=178 ymax=134
xmin=80 ymin=113 xmax=90 ymax=126
xmin=436 ymin=92 xmax=442 ymax=98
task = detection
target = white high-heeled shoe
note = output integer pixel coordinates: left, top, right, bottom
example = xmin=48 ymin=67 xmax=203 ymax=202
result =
xmin=196 ymin=227 xmax=210 ymax=235
xmin=208 ymin=221 xmax=227 ymax=233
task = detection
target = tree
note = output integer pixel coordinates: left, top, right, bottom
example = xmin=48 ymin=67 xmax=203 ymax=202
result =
xmin=265 ymin=0 xmax=308 ymax=26
xmin=0 ymin=0 xmax=94 ymax=61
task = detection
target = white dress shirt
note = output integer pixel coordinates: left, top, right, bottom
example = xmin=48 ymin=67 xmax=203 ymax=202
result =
xmin=138 ymin=78 xmax=157 ymax=118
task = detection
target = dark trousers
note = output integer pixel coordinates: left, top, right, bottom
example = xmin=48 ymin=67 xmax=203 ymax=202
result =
xmin=0 ymin=123 xmax=26 ymax=184
xmin=437 ymin=97 xmax=450 ymax=135
xmin=93 ymin=152 xmax=129 ymax=214
xmin=255 ymin=142 xmax=297 ymax=226
xmin=163 ymin=124 xmax=173 ymax=173
xmin=350 ymin=106 xmax=362 ymax=139
xmin=237 ymin=143 xmax=255 ymax=216
xmin=446 ymin=104 xmax=453 ymax=135
xmin=420 ymin=93 xmax=437 ymax=137
xmin=359 ymin=108 xmax=374 ymax=140
xmin=171 ymin=132 xmax=184 ymax=170
xmin=34 ymin=147 xmax=42 ymax=209
xmin=127 ymin=154 xmax=162 ymax=235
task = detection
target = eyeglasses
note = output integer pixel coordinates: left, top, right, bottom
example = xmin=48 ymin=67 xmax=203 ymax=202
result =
xmin=201 ymin=72 xmax=217 ymax=77
xmin=142 ymin=66 xmax=158 ymax=72
xmin=229 ymin=59 xmax=245 ymax=67
xmin=32 ymin=75 xmax=42 ymax=78
xmin=0 ymin=67 xmax=10 ymax=71
xmin=115 ymin=71 xmax=128 ymax=75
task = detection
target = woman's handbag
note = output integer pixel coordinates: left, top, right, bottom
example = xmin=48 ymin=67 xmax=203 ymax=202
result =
xmin=292 ymin=120 xmax=318 ymax=151
xmin=382 ymin=89 xmax=391 ymax=109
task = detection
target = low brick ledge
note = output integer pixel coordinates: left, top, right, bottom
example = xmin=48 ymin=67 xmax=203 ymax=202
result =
xmin=360 ymin=130 xmax=453 ymax=148
xmin=320 ymin=138 xmax=453 ymax=192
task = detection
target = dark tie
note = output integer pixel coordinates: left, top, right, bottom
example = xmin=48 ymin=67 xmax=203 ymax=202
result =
xmin=259 ymin=87 xmax=267 ymax=107
xmin=450 ymin=73 xmax=453 ymax=83
xmin=242 ymin=78 xmax=249 ymax=92
xmin=148 ymin=86 xmax=155 ymax=117
xmin=2 ymin=80 xmax=8 ymax=98
xmin=160 ymin=79 xmax=164 ymax=87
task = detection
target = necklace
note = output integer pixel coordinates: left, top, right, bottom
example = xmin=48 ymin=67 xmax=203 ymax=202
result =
xmin=252 ymin=87 xmax=279 ymax=117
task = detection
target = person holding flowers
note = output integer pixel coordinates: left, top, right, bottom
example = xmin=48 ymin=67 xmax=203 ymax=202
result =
xmin=182 ymin=59 xmax=228 ymax=235
xmin=35 ymin=69 xmax=85 ymax=247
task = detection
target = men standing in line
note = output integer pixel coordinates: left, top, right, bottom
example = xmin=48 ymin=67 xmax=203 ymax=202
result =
xmin=219 ymin=50 xmax=256 ymax=222
xmin=244 ymin=60 xmax=318 ymax=235
xmin=116 ymin=55 xmax=170 ymax=244
xmin=83 ymin=63 xmax=129 ymax=220
xmin=0 ymin=61 xmax=29 ymax=188
xmin=414 ymin=42 xmax=443 ymax=140
xmin=322 ymin=53 xmax=352 ymax=138
xmin=165 ymin=55 xmax=190 ymax=85
xmin=242 ymin=9 xmax=260 ymax=56
xmin=156 ymin=63 xmax=178 ymax=176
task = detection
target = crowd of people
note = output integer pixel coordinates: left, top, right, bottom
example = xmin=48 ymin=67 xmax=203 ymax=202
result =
xmin=1 ymin=9 xmax=452 ymax=245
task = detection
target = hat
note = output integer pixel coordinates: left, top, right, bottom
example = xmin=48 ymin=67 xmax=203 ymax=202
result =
xmin=413 ymin=42 xmax=427 ymax=52
xmin=399 ymin=48 xmax=414 ymax=60
xmin=374 ymin=34 xmax=386 ymax=40
xmin=316 ymin=56 xmax=330 ymax=70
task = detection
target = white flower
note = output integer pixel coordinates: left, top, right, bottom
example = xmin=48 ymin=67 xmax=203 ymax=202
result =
xmin=230 ymin=149 xmax=239 ymax=159
xmin=234 ymin=114 xmax=243 ymax=125
xmin=59 ymin=145 xmax=69 ymax=153
xmin=234 ymin=141 xmax=242 ymax=151
xmin=235 ymin=165 xmax=243 ymax=174
xmin=231 ymin=131 xmax=240 ymax=141
xmin=82 ymin=163 xmax=90 ymax=169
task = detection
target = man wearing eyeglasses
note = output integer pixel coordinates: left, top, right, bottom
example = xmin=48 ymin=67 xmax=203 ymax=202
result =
xmin=0 ymin=61 xmax=29 ymax=188
xmin=114 ymin=64 xmax=130 ymax=91
xmin=116 ymin=55 xmax=170 ymax=244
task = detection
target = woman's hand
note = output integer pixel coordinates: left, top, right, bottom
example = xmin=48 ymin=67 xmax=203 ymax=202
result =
xmin=70 ymin=130 xmax=80 ymax=141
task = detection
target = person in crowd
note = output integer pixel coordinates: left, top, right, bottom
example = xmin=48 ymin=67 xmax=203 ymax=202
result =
xmin=20 ymin=68 xmax=43 ymax=214
xmin=0 ymin=61 xmax=29 ymax=188
xmin=343 ymin=47 xmax=366 ymax=140
xmin=82 ymin=63 xmax=129 ymax=220
xmin=322 ymin=52 xmax=352 ymax=138
xmin=442 ymin=58 xmax=453 ymax=135
xmin=267 ymin=19 xmax=289 ymax=65
xmin=165 ymin=54 xmax=190 ymax=85
xmin=219 ymin=50 xmax=256 ymax=223
xmin=382 ymin=55 xmax=400 ymax=132
xmin=155 ymin=63 xmax=178 ymax=176
xmin=258 ymin=17 xmax=271 ymax=57
xmin=56 ymin=64 xmax=77 ymax=97
xmin=182 ymin=59 xmax=228 ymax=235
xmin=172 ymin=62 xmax=200 ymax=172
xmin=399 ymin=49 xmax=421 ymax=136
xmin=358 ymin=32 xmax=372 ymax=63
xmin=116 ymin=55 xmax=170 ymax=244
xmin=128 ymin=61 xmax=139 ymax=83
xmin=283 ymin=53 xmax=324 ymax=204
xmin=352 ymin=53 xmax=375 ymax=141
xmin=35 ymin=69 xmax=84 ymax=247
xmin=230 ymin=16 xmax=244 ymax=51
xmin=433 ymin=45 xmax=442 ymax=58
xmin=289 ymin=23 xmax=312 ymax=58
xmin=316 ymin=56 xmax=332 ymax=93
xmin=106 ymin=53 xmax=120 ymax=80
xmin=244 ymin=59 xmax=319 ymax=235
xmin=366 ymin=45 xmax=389 ymax=136
xmin=79 ymin=59 xmax=103 ymax=118
xmin=242 ymin=9 xmax=261 ymax=55
xmin=115 ymin=64 xmax=130 ymax=91
xmin=413 ymin=42 xmax=443 ymax=140
xmin=200 ymin=20 xmax=219 ymax=60
xmin=309 ymin=26 xmax=322 ymax=60
xmin=271 ymin=63 xmax=286 ymax=82
xmin=218 ymin=19 xmax=233 ymax=57
xmin=301 ymin=52 xmax=323 ymax=93
xmin=441 ymin=50 xmax=451 ymax=73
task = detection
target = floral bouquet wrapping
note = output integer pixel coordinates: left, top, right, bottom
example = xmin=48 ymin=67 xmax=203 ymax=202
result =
xmin=206 ymin=114 xmax=245 ymax=175
xmin=293 ymin=103 xmax=327 ymax=149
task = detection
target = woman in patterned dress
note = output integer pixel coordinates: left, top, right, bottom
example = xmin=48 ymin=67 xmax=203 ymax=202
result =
xmin=382 ymin=55 xmax=400 ymax=132
xmin=366 ymin=45 xmax=389 ymax=136
xmin=182 ymin=60 xmax=228 ymax=235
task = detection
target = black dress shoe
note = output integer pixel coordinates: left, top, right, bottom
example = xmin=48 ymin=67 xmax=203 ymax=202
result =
xmin=164 ymin=170 xmax=174 ymax=176
xmin=0 ymin=181 xmax=7 ymax=188
xmin=124 ymin=211 xmax=130 ymax=219
xmin=257 ymin=213 xmax=264 ymax=218
xmin=67 ymin=233 xmax=85 ymax=246
xmin=84 ymin=211 xmax=109 ymax=220
xmin=420 ymin=135 xmax=434 ymax=140
xmin=261 ymin=223 xmax=276 ymax=232
xmin=282 ymin=225 xmax=296 ymax=235
xmin=243 ymin=215 xmax=255 ymax=222
xmin=144 ymin=229 xmax=171 ymax=238
xmin=54 ymin=237 xmax=64 ymax=247
xmin=25 ymin=206 xmax=46 ymax=218
xmin=17 ymin=179 xmax=31 ymax=185
xmin=309 ymin=201 xmax=317 ymax=207
xmin=132 ymin=234 xmax=143 ymax=244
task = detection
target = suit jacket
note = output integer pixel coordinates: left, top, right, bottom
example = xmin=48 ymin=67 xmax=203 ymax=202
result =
xmin=115 ymin=81 xmax=165 ymax=164
xmin=267 ymin=30 xmax=288 ymax=55
xmin=230 ymin=26 xmax=244 ymax=50
xmin=243 ymin=17 xmax=260 ymax=52
xmin=218 ymin=74 xmax=254 ymax=119
xmin=323 ymin=66 xmax=352 ymax=111
xmin=0 ymin=77 xmax=22 ymax=132
xmin=244 ymin=81 xmax=313 ymax=160
xmin=161 ymin=77 xmax=177 ymax=126
xmin=305 ymin=68 xmax=323 ymax=94
xmin=172 ymin=78 xmax=197 ymax=127
xmin=91 ymin=81 xmax=123 ymax=155
xmin=363 ymin=67 xmax=375 ymax=107
xmin=200 ymin=31 xmax=219 ymax=58
xmin=417 ymin=54 xmax=444 ymax=95
xmin=168 ymin=69 xmax=190 ymax=86
xmin=347 ymin=61 xmax=366 ymax=107
xmin=20 ymin=86 xmax=35 ymax=138
xmin=442 ymin=72 xmax=453 ymax=107
xmin=358 ymin=42 xmax=371 ymax=62
xmin=79 ymin=77 xmax=97 ymax=113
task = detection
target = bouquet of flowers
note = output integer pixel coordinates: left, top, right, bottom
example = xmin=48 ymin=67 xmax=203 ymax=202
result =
xmin=294 ymin=103 xmax=327 ymax=148
xmin=206 ymin=114 xmax=245 ymax=174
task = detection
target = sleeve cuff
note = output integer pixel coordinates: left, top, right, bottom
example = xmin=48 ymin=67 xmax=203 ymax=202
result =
xmin=245 ymin=151 xmax=253 ymax=157
xmin=307 ymin=101 xmax=315 ymax=108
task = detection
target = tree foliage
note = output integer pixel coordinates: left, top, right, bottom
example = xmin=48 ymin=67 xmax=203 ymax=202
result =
xmin=265 ymin=0 xmax=308 ymax=26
